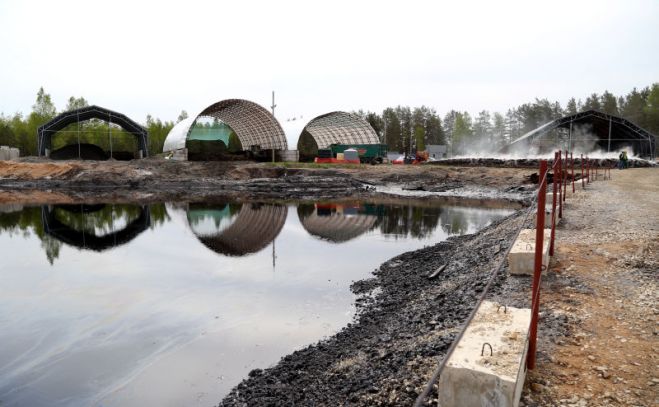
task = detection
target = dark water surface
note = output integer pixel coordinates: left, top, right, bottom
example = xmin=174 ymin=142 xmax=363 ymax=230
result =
xmin=0 ymin=199 xmax=514 ymax=406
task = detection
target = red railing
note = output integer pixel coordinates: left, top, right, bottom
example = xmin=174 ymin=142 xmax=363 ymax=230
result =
xmin=415 ymin=151 xmax=612 ymax=404
xmin=527 ymin=159 xmax=547 ymax=369
xmin=528 ymin=150 xmax=612 ymax=369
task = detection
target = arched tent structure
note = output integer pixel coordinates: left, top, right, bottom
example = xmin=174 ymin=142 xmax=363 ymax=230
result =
xmin=297 ymin=111 xmax=380 ymax=152
xmin=41 ymin=204 xmax=151 ymax=252
xmin=187 ymin=203 xmax=287 ymax=257
xmin=163 ymin=117 xmax=194 ymax=152
xmin=504 ymin=110 xmax=656 ymax=159
xmin=38 ymin=105 xmax=148 ymax=158
xmin=163 ymin=99 xmax=287 ymax=155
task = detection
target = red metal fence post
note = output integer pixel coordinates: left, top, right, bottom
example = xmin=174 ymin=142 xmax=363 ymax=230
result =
xmin=558 ymin=150 xmax=563 ymax=219
xmin=549 ymin=152 xmax=558 ymax=256
xmin=571 ymin=152 xmax=575 ymax=193
xmin=528 ymin=159 xmax=548 ymax=370
xmin=563 ymin=150 xmax=568 ymax=201
xmin=586 ymin=157 xmax=590 ymax=184
xmin=581 ymin=154 xmax=586 ymax=189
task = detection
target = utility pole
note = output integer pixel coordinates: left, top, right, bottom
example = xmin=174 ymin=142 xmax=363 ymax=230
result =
xmin=271 ymin=90 xmax=276 ymax=116
xmin=271 ymin=91 xmax=276 ymax=163
xmin=270 ymin=91 xmax=277 ymax=270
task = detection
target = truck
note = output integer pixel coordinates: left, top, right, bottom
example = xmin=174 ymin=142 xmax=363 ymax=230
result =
xmin=326 ymin=143 xmax=389 ymax=164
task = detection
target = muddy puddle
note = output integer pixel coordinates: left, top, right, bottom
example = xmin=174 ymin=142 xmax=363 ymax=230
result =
xmin=0 ymin=198 xmax=515 ymax=406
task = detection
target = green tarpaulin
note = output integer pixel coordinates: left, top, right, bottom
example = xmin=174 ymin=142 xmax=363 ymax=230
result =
xmin=188 ymin=122 xmax=233 ymax=144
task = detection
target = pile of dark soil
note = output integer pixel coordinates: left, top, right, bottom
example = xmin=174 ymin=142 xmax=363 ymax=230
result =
xmin=50 ymin=144 xmax=108 ymax=160
xmin=187 ymin=140 xmax=247 ymax=161
xmin=109 ymin=151 xmax=135 ymax=161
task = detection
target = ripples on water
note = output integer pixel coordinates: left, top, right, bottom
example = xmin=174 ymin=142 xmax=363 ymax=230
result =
xmin=0 ymin=199 xmax=514 ymax=406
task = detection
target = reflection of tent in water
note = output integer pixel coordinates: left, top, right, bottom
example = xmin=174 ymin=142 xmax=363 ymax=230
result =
xmin=187 ymin=203 xmax=287 ymax=256
xmin=298 ymin=203 xmax=377 ymax=243
xmin=41 ymin=204 xmax=151 ymax=251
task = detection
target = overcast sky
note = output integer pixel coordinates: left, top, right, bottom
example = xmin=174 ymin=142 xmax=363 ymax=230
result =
xmin=1 ymin=0 xmax=657 ymax=128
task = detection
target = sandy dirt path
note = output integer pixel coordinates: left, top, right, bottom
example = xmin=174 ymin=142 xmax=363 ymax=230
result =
xmin=522 ymin=168 xmax=658 ymax=406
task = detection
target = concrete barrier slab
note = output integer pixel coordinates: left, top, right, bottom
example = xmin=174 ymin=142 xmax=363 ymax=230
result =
xmin=438 ymin=301 xmax=531 ymax=407
xmin=508 ymin=229 xmax=551 ymax=275
xmin=533 ymin=210 xmax=556 ymax=227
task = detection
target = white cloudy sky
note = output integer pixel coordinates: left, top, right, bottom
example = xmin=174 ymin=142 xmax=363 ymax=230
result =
xmin=0 ymin=0 xmax=657 ymax=124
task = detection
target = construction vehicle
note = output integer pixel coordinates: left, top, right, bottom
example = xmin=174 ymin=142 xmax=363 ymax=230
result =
xmin=392 ymin=150 xmax=429 ymax=165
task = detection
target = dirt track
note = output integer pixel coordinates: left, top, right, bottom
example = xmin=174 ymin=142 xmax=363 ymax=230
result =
xmin=520 ymin=168 xmax=658 ymax=407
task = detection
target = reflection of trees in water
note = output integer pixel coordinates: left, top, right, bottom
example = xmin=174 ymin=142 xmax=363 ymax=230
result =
xmin=374 ymin=204 xmax=443 ymax=239
xmin=298 ymin=202 xmax=445 ymax=240
xmin=438 ymin=207 xmax=509 ymax=236
xmin=298 ymin=202 xmax=511 ymax=240
xmin=52 ymin=205 xmax=143 ymax=236
xmin=0 ymin=207 xmax=61 ymax=264
xmin=186 ymin=202 xmax=242 ymax=234
xmin=0 ymin=204 xmax=169 ymax=264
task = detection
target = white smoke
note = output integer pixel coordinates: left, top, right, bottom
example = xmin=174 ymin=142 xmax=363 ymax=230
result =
xmin=447 ymin=123 xmax=647 ymax=161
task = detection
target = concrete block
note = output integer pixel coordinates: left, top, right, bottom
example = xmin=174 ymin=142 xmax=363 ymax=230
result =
xmin=438 ymin=301 xmax=531 ymax=407
xmin=542 ymin=205 xmax=562 ymax=224
xmin=0 ymin=146 xmax=17 ymax=160
xmin=277 ymin=149 xmax=299 ymax=162
xmin=546 ymin=191 xmax=554 ymax=204
xmin=532 ymin=210 xmax=554 ymax=227
xmin=166 ymin=148 xmax=188 ymax=161
xmin=508 ymin=229 xmax=551 ymax=275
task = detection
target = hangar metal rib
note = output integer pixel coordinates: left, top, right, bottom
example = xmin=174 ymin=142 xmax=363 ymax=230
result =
xmin=198 ymin=99 xmax=287 ymax=150
xmin=506 ymin=109 xmax=656 ymax=159
xmin=301 ymin=111 xmax=380 ymax=149
xmin=37 ymin=105 xmax=148 ymax=157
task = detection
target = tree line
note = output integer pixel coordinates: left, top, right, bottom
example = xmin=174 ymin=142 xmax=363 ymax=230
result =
xmin=1 ymin=84 xmax=657 ymax=157
xmin=0 ymin=88 xmax=178 ymax=157
xmin=356 ymin=83 xmax=658 ymax=155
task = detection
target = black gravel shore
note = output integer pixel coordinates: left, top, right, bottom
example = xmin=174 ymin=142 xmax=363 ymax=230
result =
xmin=219 ymin=210 xmax=533 ymax=406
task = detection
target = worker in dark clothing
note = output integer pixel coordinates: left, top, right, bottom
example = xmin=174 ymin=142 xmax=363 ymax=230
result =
xmin=618 ymin=151 xmax=628 ymax=169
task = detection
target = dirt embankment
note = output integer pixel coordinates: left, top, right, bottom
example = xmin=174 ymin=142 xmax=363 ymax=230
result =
xmin=0 ymin=159 xmax=538 ymax=204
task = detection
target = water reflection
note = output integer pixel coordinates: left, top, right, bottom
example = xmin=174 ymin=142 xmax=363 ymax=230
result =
xmin=42 ymin=204 xmax=151 ymax=252
xmin=0 ymin=199 xmax=515 ymax=406
xmin=297 ymin=201 xmax=481 ymax=242
xmin=186 ymin=202 xmax=287 ymax=256
xmin=0 ymin=201 xmax=508 ymax=262
xmin=298 ymin=203 xmax=378 ymax=243
xmin=0 ymin=204 xmax=168 ymax=263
